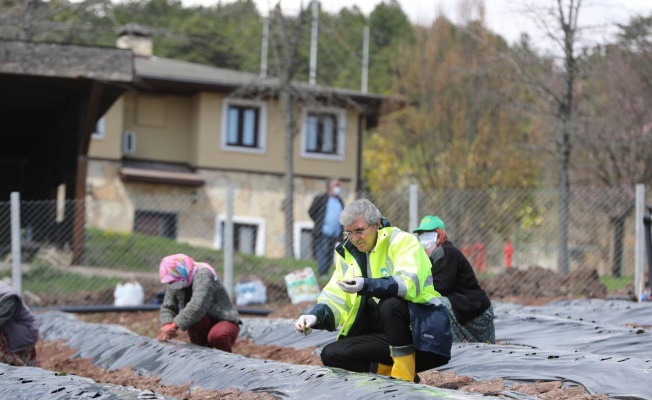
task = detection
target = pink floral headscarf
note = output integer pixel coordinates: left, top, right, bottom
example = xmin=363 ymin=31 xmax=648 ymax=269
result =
xmin=159 ymin=254 xmax=217 ymax=287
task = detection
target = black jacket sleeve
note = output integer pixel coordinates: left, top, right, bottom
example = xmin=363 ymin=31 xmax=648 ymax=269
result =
xmin=309 ymin=303 xmax=337 ymax=331
xmin=359 ymin=277 xmax=399 ymax=298
xmin=308 ymin=193 xmax=326 ymax=222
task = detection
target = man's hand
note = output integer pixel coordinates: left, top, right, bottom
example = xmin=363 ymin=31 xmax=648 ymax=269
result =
xmin=295 ymin=315 xmax=317 ymax=335
xmin=157 ymin=322 xmax=178 ymax=341
xmin=337 ymin=277 xmax=365 ymax=293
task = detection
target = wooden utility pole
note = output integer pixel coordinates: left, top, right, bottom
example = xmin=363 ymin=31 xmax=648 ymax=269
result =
xmin=309 ymin=0 xmax=319 ymax=85
xmin=269 ymin=3 xmax=309 ymax=258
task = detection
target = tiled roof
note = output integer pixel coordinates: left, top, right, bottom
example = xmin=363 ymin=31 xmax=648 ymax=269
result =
xmin=134 ymin=55 xmax=392 ymax=103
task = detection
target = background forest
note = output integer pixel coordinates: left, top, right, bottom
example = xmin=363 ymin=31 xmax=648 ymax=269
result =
xmin=1 ymin=0 xmax=652 ymax=275
xmin=1 ymin=0 xmax=648 ymax=190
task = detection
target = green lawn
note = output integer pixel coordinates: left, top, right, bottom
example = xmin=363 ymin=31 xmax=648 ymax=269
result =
xmin=1 ymin=228 xmax=318 ymax=301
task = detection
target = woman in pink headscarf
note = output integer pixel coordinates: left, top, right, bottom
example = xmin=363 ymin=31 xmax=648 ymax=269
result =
xmin=157 ymin=254 xmax=240 ymax=352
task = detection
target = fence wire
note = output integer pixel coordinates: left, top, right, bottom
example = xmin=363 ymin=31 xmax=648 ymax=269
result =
xmin=0 ymin=185 xmax=644 ymax=308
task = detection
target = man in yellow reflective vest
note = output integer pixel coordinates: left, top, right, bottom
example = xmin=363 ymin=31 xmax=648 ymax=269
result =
xmin=295 ymin=198 xmax=452 ymax=382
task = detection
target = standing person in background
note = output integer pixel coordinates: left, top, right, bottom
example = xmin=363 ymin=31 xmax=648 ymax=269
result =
xmin=0 ymin=281 xmax=38 ymax=366
xmin=296 ymin=199 xmax=451 ymax=383
xmin=414 ymin=215 xmax=496 ymax=344
xmin=309 ymin=178 xmax=344 ymax=277
xmin=158 ymin=254 xmax=241 ymax=352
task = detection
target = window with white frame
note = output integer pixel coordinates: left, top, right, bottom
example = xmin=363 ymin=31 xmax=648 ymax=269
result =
xmin=221 ymin=99 xmax=266 ymax=153
xmin=294 ymin=221 xmax=314 ymax=260
xmin=301 ymin=107 xmax=345 ymax=159
xmin=91 ymin=116 xmax=105 ymax=140
xmin=214 ymin=216 xmax=266 ymax=256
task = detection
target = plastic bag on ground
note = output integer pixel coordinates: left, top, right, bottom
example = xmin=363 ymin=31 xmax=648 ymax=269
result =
xmin=284 ymin=267 xmax=320 ymax=304
xmin=113 ymin=281 xmax=144 ymax=306
xmin=234 ymin=279 xmax=267 ymax=306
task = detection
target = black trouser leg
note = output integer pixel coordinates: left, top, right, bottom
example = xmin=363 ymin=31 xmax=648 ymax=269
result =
xmin=378 ymin=296 xmax=413 ymax=346
xmin=321 ymin=297 xmax=449 ymax=373
xmin=320 ymin=332 xmax=392 ymax=372
xmin=320 ymin=297 xmax=409 ymax=373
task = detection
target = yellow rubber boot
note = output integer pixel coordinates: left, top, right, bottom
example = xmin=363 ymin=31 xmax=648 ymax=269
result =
xmin=390 ymin=344 xmax=416 ymax=382
xmin=372 ymin=362 xmax=392 ymax=376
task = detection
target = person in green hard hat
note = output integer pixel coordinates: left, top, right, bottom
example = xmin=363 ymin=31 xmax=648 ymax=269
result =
xmin=414 ymin=215 xmax=495 ymax=344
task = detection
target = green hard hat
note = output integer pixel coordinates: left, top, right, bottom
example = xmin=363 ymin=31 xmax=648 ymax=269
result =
xmin=413 ymin=215 xmax=446 ymax=233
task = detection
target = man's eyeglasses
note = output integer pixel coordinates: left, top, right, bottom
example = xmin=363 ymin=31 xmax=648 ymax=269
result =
xmin=343 ymin=223 xmax=372 ymax=239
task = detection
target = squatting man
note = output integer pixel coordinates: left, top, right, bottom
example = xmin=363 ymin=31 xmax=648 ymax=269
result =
xmin=295 ymin=198 xmax=452 ymax=382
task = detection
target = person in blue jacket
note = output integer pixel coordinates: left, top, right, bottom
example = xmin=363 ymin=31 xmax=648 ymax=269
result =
xmin=309 ymin=178 xmax=345 ymax=277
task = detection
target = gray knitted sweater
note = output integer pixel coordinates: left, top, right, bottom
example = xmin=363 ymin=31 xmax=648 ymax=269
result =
xmin=159 ymin=268 xmax=239 ymax=330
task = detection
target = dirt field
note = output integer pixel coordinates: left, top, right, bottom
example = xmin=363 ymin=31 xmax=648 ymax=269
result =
xmin=34 ymin=299 xmax=609 ymax=399
xmin=28 ymin=264 xmax=631 ymax=399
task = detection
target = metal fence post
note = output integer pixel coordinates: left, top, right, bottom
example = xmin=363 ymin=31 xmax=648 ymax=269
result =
xmin=224 ymin=186 xmax=234 ymax=300
xmin=10 ymin=192 xmax=21 ymax=293
xmin=409 ymin=184 xmax=418 ymax=233
xmin=635 ymin=184 xmax=645 ymax=302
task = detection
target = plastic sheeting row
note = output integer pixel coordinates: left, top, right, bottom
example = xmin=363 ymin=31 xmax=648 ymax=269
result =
xmin=30 ymin=312 xmax=484 ymax=400
xmin=6 ymin=298 xmax=651 ymax=399
xmin=239 ymin=299 xmax=652 ymax=399
xmin=0 ymin=361 xmax=173 ymax=399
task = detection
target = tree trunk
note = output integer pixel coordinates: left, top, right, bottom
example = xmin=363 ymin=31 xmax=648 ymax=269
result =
xmin=557 ymin=126 xmax=571 ymax=273
xmin=556 ymin=0 xmax=577 ymax=274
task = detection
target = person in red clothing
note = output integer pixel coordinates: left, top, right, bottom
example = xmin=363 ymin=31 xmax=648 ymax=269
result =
xmin=414 ymin=215 xmax=495 ymax=344
xmin=158 ymin=254 xmax=241 ymax=352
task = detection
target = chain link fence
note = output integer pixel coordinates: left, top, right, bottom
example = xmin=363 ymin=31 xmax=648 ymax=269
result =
xmin=0 ymin=185 xmax=645 ymax=309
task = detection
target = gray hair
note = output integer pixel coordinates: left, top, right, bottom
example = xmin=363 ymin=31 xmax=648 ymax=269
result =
xmin=339 ymin=198 xmax=382 ymax=226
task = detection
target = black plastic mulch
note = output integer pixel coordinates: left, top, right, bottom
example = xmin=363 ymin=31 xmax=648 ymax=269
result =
xmin=7 ymin=298 xmax=651 ymax=399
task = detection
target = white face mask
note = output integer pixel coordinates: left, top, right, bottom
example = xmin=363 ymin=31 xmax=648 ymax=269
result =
xmin=419 ymin=231 xmax=438 ymax=255
xmin=332 ymin=186 xmax=341 ymax=196
xmin=169 ymin=280 xmax=188 ymax=290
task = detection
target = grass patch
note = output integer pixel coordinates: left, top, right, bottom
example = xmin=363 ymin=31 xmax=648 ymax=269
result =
xmin=82 ymin=228 xmax=317 ymax=281
xmin=83 ymin=228 xmax=223 ymax=271
xmin=6 ymin=228 xmax=318 ymax=301
xmin=600 ymin=275 xmax=633 ymax=293
xmin=15 ymin=261 xmax=122 ymax=295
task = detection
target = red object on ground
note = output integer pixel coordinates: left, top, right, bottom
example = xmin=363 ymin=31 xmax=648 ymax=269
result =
xmin=504 ymin=240 xmax=513 ymax=269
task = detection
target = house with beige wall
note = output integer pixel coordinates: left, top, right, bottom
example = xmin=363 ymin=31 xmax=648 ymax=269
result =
xmin=86 ymin=27 xmax=389 ymax=259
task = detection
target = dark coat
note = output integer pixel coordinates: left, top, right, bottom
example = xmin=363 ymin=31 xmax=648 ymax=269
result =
xmin=430 ymin=241 xmax=491 ymax=325
xmin=0 ymin=283 xmax=39 ymax=353
xmin=308 ymin=192 xmax=344 ymax=241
